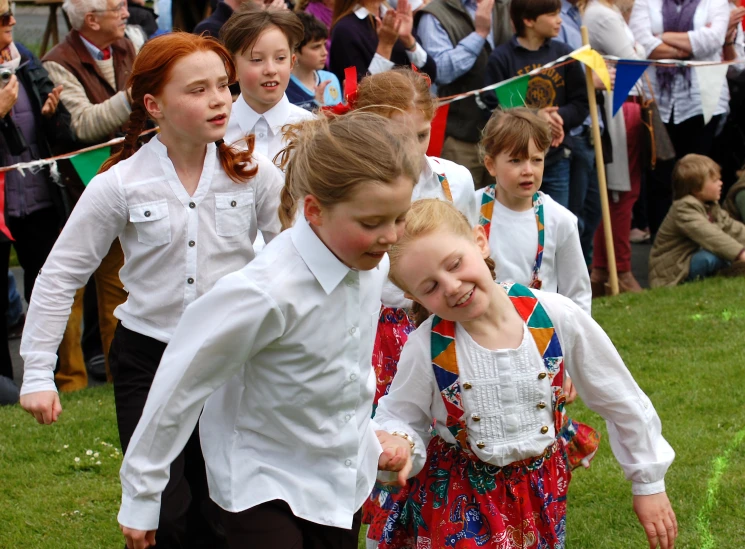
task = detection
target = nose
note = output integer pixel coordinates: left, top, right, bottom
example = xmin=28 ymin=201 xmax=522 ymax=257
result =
xmin=122 ymin=6 xmax=130 ymax=18
xmin=521 ymin=160 xmax=534 ymax=175
xmin=442 ymin=274 xmax=461 ymax=297
xmin=377 ymin=222 xmax=399 ymax=246
xmin=264 ymin=59 xmax=277 ymax=75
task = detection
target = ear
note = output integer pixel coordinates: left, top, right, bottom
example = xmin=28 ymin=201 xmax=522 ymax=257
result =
xmin=403 ymin=291 xmax=422 ymax=306
xmin=143 ymin=93 xmax=163 ymax=120
xmin=85 ymin=12 xmax=101 ymax=31
xmin=523 ymin=17 xmax=536 ymax=29
xmin=472 ymin=225 xmax=490 ymax=258
xmin=483 ymin=154 xmax=497 ymax=178
xmin=290 ymin=54 xmax=297 ymax=69
xmin=303 ymin=194 xmax=324 ymax=226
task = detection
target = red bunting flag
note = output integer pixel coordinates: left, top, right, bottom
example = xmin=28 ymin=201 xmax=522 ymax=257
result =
xmin=427 ymin=103 xmax=450 ymax=158
xmin=0 ymin=172 xmax=13 ymax=241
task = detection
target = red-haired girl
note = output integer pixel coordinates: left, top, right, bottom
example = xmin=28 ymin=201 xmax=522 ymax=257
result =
xmin=19 ymin=32 xmax=284 ymax=547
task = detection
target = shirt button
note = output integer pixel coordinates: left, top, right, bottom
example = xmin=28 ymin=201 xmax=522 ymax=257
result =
xmin=471 ymin=414 xmax=481 ymax=422
xmin=462 ymin=382 xmax=472 ymax=390
xmin=187 ymin=277 xmax=194 ymax=284
xmin=230 ymin=200 xmax=237 ymax=207
xmin=538 ymin=372 xmax=547 ymax=380
xmin=476 ymin=441 xmax=485 ymax=449
xmin=349 ymin=327 xmax=357 ymax=335
xmin=350 ymin=373 xmax=357 ymax=381
xmin=537 ymin=401 xmax=547 ymax=409
xmin=540 ymin=426 xmax=549 ymax=434
xmin=189 ymin=201 xmax=196 ymax=209
xmin=344 ymin=459 xmax=352 ymax=466
xmin=344 ymin=414 xmax=352 ymax=422
xmin=188 ymin=240 xmax=195 ymax=247
xmin=144 ymin=210 xmax=151 ymax=217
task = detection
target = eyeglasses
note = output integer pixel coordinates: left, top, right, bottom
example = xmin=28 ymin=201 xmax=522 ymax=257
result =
xmin=1 ymin=10 xmax=13 ymax=26
xmin=93 ymin=1 xmax=127 ymax=14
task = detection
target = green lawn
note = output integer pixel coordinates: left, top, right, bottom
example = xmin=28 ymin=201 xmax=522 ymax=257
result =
xmin=1 ymin=277 xmax=744 ymax=548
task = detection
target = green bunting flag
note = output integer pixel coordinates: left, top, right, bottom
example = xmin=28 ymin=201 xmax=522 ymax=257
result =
xmin=69 ymin=146 xmax=111 ymax=186
xmin=494 ymin=75 xmax=530 ymax=108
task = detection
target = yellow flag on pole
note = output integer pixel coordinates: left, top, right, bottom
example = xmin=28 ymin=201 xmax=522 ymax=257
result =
xmin=568 ymin=48 xmax=611 ymax=93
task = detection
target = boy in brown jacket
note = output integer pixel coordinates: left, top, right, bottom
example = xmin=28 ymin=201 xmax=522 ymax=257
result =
xmin=649 ymin=154 xmax=745 ymax=287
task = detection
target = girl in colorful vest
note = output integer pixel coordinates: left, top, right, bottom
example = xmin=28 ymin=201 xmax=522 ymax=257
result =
xmin=116 ymin=110 xmax=422 ymax=549
xmin=373 ymin=198 xmax=677 ymax=549
xmin=19 ymin=32 xmax=284 ymax=548
xmin=477 ymin=108 xmax=592 ymax=314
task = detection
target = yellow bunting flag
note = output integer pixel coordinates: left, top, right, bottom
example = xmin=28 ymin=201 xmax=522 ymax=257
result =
xmin=568 ymin=48 xmax=611 ymax=93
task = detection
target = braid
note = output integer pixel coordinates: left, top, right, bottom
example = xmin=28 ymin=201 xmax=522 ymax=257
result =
xmin=216 ymin=133 xmax=259 ymax=184
xmin=99 ymin=101 xmax=149 ymax=174
xmin=485 ymin=256 xmax=497 ymax=281
xmin=278 ymin=181 xmax=297 ymax=231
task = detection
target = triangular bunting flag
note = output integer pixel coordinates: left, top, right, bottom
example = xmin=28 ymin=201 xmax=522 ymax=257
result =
xmin=69 ymin=146 xmax=111 ymax=186
xmin=0 ymin=172 xmax=13 ymax=241
xmin=693 ymin=64 xmax=729 ymax=124
xmin=569 ymin=48 xmax=611 ymax=93
xmin=495 ymin=74 xmax=529 ymax=108
xmin=612 ymin=60 xmax=651 ymax=116
xmin=427 ymin=103 xmax=450 ymax=157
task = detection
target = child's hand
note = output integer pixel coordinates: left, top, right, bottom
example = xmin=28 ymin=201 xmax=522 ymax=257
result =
xmin=538 ymin=107 xmax=564 ymax=147
xmin=20 ymin=390 xmax=62 ymax=425
xmin=563 ymin=375 xmax=578 ymax=404
xmin=314 ymin=80 xmax=331 ymax=106
xmin=633 ymin=492 xmax=678 ymax=549
xmin=376 ymin=430 xmax=413 ymax=486
xmin=120 ymin=526 xmax=156 ymax=549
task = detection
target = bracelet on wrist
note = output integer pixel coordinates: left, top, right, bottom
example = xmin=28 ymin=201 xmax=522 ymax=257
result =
xmin=724 ymin=41 xmax=736 ymax=46
xmin=405 ymin=41 xmax=417 ymax=52
xmin=391 ymin=431 xmax=415 ymax=450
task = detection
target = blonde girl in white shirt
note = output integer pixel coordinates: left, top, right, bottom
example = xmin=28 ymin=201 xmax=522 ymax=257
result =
xmin=19 ymin=33 xmax=284 ymax=548
xmin=115 ymin=111 xmax=422 ymax=549
xmin=476 ymin=108 xmax=592 ymax=314
xmin=373 ymin=198 xmax=678 ymax=549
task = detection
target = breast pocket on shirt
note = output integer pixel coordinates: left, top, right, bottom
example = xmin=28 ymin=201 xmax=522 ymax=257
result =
xmin=129 ymin=200 xmax=172 ymax=247
xmin=215 ymin=190 xmax=254 ymax=237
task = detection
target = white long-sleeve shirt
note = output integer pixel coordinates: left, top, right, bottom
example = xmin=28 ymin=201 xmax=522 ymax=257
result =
xmin=118 ymin=215 xmax=387 ymax=532
xmin=374 ymin=288 xmax=675 ymax=495
xmin=476 ymin=190 xmax=592 ymax=314
xmin=20 ymin=136 xmax=283 ymax=395
xmin=629 ymin=0 xmax=730 ymax=124
xmin=225 ymin=94 xmax=314 ymax=161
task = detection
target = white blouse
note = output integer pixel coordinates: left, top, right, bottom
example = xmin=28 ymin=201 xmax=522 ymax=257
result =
xmin=374 ymin=289 xmax=675 ymax=496
xmin=20 ymin=136 xmax=284 ymax=396
xmin=381 ymin=156 xmax=479 ymax=308
xmin=225 ymin=94 xmax=315 ymax=161
xmin=118 ymin=215 xmax=388 ymax=532
xmin=475 ymin=190 xmax=591 ymax=314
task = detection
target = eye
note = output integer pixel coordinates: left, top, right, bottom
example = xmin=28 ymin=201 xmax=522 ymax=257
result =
xmin=219 ymin=82 xmax=229 ymax=89
xmin=448 ymin=259 xmax=461 ymax=271
xmin=509 ymin=158 xmax=521 ymax=164
xmin=361 ymin=221 xmax=379 ymax=229
xmin=192 ymin=87 xmax=205 ymax=94
xmin=417 ymin=132 xmax=429 ymax=142
xmin=277 ymin=55 xmax=287 ymax=62
xmin=425 ymin=282 xmax=438 ymax=295
xmin=251 ymin=58 xmax=262 ymax=63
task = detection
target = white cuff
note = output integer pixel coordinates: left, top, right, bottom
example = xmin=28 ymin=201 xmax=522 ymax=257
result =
xmin=405 ymin=42 xmax=428 ymax=69
xmin=632 ymin=479 xmax=666 ymax=496
xmin=368 ymin=53 xmax=395 ymax=75
xmin=118 ymin=493 xmax=162 ymax=531
xmin=19 ymin=355 xmax=59 ymax=396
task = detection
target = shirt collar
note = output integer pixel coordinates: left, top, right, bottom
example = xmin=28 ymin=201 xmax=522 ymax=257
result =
xmin=79 ymin=33 xmax=112 ymax=61
xmin=291 ymin=215 xmax=352 ymax=295
xmin=354 ymin=4 xmax=389 ymax=17
xmin=354 ymin=5 xmax=371 ymax=18
xmin=233 ymin=94 xmax=291 ymax=136
xmin=510 ymin=35 xmax=552 ymax=51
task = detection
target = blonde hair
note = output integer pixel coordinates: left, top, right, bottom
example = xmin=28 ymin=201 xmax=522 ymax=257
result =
xmin=277 ymin=111 xmax=423 ymax=230
xmin=353 ymin=69 xmax=436 ymax=122
xmin=480 ymin=107 xmax=552 ymax=160
xmin=672 ymin=154 xmax=721 ymax=200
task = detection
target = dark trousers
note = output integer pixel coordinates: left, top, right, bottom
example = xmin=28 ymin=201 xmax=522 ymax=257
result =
xmin=109 ymin=323 xmax=225 ymax=549
xmin=646 ymin=113 xmax=722 ymax=236
xmin=219 ymin=500 xmax=362 ymax=549
xmin=0 ymin=207 xmax=60 ymax=379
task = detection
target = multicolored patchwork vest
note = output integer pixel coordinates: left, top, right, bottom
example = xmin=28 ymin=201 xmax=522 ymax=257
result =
xmin=430 ymin=282 xmax=599 ymax=468
xmin=480 ymin=187 xmax=545 ymax=290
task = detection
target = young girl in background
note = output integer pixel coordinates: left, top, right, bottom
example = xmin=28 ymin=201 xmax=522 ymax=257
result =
xmin=477 ymin=108 xmax=592 ymax=313
xmin=116 ymin=111 xmax=422 ymax=549
xmin=373 ymin=199 xmax=677 ymax=549
xmin=19 ymin=32 xmax=285 ymax=547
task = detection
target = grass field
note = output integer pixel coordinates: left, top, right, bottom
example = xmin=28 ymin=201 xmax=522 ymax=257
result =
xmin=1 ymin=277 xmax=744 ymax=548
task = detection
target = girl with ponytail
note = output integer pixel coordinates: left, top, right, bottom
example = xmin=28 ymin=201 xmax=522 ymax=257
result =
xmin=19 ymin=32 xmax=284 ymax=548
xmin=117 ymin=111 xmax=422 ymax=549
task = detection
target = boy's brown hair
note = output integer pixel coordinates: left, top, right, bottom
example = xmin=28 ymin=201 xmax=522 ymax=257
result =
xmin=510 ymin=0 xmax=561 ymax=37
xmin=220 ymin=3 xmax=304 ymax=56
xmin=672 ymin=154 xmax=721 ymax=200
xmin=480 ymin=107 xmax=552 ymax=161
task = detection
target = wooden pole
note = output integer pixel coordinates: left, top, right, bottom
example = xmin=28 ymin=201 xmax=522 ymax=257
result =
xmin=581 ymin=26 xmax=618 ymax=296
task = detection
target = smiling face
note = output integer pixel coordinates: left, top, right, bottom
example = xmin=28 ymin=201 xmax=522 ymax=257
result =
xmin=145 ymin=50 xmax=232 ymax=147
xmin=306 ymin=175 xmax=415 ymax=271
xmin=484 ymin=137 xmax=546 ymax=210
xmin=395 ymin=227 xmax=496 ymax=323
xmin=235 ymin=26 xmax=294 ymax=114
xmin=527 ymin=10 xmax=562 ymax=39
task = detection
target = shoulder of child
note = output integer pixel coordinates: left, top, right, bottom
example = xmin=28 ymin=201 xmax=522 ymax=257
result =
xmin=541 ymin=193 xmax=580 ymax=231
xmin=427 ymin=156 xmax=473 ymax=186
xmin=288 ymin=101 xmax=316 ymax=122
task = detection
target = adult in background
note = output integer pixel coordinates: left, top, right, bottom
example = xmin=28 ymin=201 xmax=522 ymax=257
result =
xmin=415 ymin=0 xmax=511 ymax=188
xmin=0 ymin=1 xmax=73 ymax=400
xmin=630 ymin=0 xmax=730 ymax=236
xmin=127 ymin=0 xmax=159 ymax=38
xmin=41 ymin=0 xmax=135 ymax=391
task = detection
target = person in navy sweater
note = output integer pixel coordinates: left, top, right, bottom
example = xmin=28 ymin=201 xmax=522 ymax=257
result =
xmin=329 ymin=0 xmax=436 ymax=84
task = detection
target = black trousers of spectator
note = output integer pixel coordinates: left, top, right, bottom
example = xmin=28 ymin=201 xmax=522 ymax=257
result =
xmin=646 ymin=113 xmax=722 ymax=236
xmin=109 ymin=323 xmax=225 ymax=549
xmin=0 ymin=207 xmax=60 ymax=379
xmin=220 ymin=500 xmax=362 ymax=549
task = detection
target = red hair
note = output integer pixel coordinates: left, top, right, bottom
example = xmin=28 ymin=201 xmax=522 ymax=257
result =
xmin=100 ymin=32 xmax=257 ymax=183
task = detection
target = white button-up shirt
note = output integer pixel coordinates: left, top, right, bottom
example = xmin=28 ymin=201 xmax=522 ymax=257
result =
xmin=374 ymin=289 xmax=675 ymax=495
xmin=629 ymin=0 xmax=730 ymax=124
xmin=225 ymin=94 xmax=314 ymax=161
xmin=20 ymin=136 xmax=284 ymax=395
xmin=118 ymin=215 xmax=388 ymax=531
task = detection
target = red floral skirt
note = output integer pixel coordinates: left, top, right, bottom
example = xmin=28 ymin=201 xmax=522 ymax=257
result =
xmin=371 ymin=306 xmax=415 ymax=413
xmin=370 ymin=436 xmax=571 ymax=549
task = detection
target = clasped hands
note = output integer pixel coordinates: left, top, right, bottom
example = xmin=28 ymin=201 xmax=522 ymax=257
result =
xmin=376 ymin=430 xmax=414 ymax=486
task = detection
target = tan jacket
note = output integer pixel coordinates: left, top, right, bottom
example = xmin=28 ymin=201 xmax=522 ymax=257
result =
xmin=723 ymin=176 xmax=745 ymax=222
xmin=649 ymin=195 xmax=745 ymax=287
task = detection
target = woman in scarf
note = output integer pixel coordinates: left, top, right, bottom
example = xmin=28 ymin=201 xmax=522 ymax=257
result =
xmin=629 ymin=0 xmax=730 ymax=236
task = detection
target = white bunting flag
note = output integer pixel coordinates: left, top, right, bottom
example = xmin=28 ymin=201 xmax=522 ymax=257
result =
xmin=694 ymin=64 xmax=729 ymax=124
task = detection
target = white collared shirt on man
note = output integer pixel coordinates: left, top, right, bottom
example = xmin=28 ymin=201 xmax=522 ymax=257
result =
xmin=118 ymin=215 xmax=388 ymax=531
xmin=20 ymin=136 xmax=284 ymax=395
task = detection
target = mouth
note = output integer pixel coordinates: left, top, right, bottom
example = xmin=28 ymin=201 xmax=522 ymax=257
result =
xmin=208 ymin=113 xmax=228 ymax=125
xmin=261 ymin=81 xmax=280 ymax=89
xmin=519 ymin=181 xmax=534 ymax=189
xmin=365 ymin=250 xmax=388 ymax=259
xmin=454 ymin=288 xmax=474 ymax=308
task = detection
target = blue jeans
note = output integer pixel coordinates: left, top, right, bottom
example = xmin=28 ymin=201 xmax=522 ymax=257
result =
xmin=6 ymin=271 xmax=22 ymax=326
xmin=567 ymin=133 xmax=602 ymax=265
xmin=687 ymin=249 xmax=729 ymax=281
xmin=541 ymin=155 xmax=571 ymax=209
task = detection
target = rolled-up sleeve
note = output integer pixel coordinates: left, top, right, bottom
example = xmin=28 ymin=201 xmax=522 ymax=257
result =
xmin=688 ymin=0 xmax=729 ymax=58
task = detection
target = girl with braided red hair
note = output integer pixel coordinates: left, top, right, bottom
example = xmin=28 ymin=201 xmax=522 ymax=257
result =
xmin=19 ymin=31 xmax=284 ymax=547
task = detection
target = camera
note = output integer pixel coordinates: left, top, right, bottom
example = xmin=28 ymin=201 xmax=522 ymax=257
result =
xmin=0 ymin=68 xmax=14 ymax=89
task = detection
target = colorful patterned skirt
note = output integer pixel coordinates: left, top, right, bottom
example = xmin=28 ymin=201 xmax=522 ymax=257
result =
xmin=371 ymin=436 xmax=571 ymax=549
